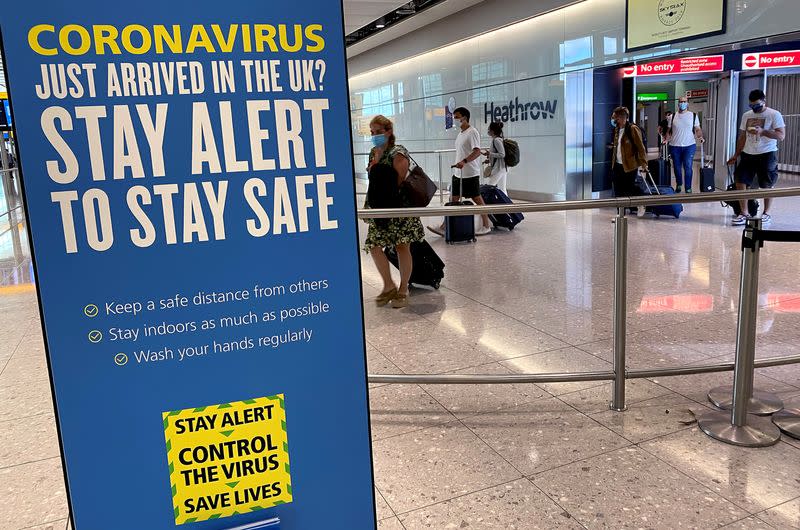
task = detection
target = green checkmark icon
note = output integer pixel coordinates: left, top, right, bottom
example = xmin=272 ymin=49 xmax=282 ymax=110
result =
xmin=88 ymin=330 xmax=103 ymax=343
xmin=84 ymin=304 xmax=99 ymax=318
xmin=114 ymin=353 xmax=128 ymax=366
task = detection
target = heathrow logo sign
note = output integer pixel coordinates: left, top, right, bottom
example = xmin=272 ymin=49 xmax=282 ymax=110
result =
xmin=484 ymin=98 xmax=559 ymax=124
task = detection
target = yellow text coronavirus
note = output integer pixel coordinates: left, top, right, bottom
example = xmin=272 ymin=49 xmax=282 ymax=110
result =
xmin=28 ymin=23 xmax=325 ymax=56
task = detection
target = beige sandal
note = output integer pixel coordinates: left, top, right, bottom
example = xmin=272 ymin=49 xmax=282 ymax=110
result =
xmin=391 ymin=293 xmax=409 ymax=309
xmin=375 ymin=288 xmax=398 ymax=307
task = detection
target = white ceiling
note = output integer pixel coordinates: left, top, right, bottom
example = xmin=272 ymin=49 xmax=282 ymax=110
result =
xmin=342 ymin=0 xmax=412 ymax=34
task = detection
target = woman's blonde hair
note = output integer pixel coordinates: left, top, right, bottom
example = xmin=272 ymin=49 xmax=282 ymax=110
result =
xmin=370 ymin=115 xmax=396 ymax=150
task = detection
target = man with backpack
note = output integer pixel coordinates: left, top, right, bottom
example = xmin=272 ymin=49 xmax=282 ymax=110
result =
xmin=610 ymin=106 xmax=648 ymax=199
xmin=667 ymin=96 xmax=704 ymax=193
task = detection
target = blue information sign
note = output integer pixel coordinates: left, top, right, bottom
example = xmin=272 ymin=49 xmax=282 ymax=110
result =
xmin=0 ymin=1 xmax=375 ymax=528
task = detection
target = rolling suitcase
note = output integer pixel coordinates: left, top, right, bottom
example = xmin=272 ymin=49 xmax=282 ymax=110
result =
xmin=445 ymin=200 xmax=476 ymax=244
xmin=648 ymin=143 xmax=672 ymax=187
xmin=699 ymin=142 xmax=715 ymax=193
xmin=641 ymin=170 xmax=683 ymax=218
xmin=384 ymin=240 xmax=445 ymax=289
xmin=479 ymin=184 xmax=523 ymax=230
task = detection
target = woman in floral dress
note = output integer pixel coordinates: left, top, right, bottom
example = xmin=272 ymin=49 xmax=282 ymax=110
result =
xmin=364 ymin=115 xmax=425 ymax=309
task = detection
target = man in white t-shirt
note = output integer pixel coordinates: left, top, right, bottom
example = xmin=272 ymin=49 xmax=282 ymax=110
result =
xmin=727 ymin=89 xmax=786 ymax=226
xmin=667 ymin=96 xmax=704 ymax=193
xmin=429 ymin=107 xmax=491 ymax=236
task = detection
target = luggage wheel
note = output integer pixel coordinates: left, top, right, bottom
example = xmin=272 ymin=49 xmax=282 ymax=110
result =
xmin=432 ymin=280 xmax=441 ymax=289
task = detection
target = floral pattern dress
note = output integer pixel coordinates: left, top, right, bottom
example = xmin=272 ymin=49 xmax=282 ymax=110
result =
xmin=363 ymin=145 xmax=425 ymax=252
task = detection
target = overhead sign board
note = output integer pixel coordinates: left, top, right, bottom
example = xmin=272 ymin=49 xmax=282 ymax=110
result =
xmin=686 ymin=89 xmax=709 ymax=99
xmin=623 ymin=55 xmax=725 ymax=77
xmin=742 ymin=50 xmax=800 ymax=70
xmin=0 ymin=2 xmax=376 ymax=529
xmin=626 ymin=0 xmax=726 ymax=52
xmin=637 ymin=93 xmax=669 ymax=102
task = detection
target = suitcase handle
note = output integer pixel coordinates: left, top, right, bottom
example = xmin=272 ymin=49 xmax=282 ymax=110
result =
xmin=641 ymin=169 xmax=661 ymax=195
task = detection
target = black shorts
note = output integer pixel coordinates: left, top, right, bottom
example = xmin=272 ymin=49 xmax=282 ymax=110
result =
xmin=735 ymin=152 xmax=779 ymax=189
xmin=452 ymin=175 xmax=480 ymax=198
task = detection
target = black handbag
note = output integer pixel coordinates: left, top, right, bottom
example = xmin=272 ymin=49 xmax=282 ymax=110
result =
xmin=401 ymin=155 xmax=437 ymax=207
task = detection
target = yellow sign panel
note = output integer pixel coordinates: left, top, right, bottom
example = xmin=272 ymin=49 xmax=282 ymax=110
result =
xmin=627 ymin=0 xmax=725 ymax=51
xmin=163 ymin=395 xmax=292 ymax=525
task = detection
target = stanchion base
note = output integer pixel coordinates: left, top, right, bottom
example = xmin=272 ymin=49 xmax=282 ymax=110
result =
xmin=698 ymin=411 xmax=781 ymax=447
xmin=773 ymin=407 xmax=800 ymax=440
xmin=707 ymin=386 xmax=784 ymax=415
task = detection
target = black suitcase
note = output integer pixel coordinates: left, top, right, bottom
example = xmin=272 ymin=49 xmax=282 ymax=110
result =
xmin=480 ymin=184 xmax=523 ymax=230
xmin=648 ymin=144 xmax=672 ymax=187
xmin=384 ymin=240 xmax=445 ymax=289
xmin=445 ymin=200 xmax=476 ymax=244
xmin=648 ymin=158 xmax=672 ymax=187
xmin=699 ymin=143 xmax=715 ymax=193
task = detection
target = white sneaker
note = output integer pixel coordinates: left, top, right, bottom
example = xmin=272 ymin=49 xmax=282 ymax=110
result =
xmin=731 ymin=214 xmax=748 ymax=226
xmin=761 ymin=213 xmax=772 ymax=226
xmin=637 ymin=206 xmax=646 ymax=217
xmin=476 ymin=226 xmax=492 ymax=236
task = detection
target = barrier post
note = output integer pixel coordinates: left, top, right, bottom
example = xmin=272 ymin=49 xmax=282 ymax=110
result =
xmin=698 ymin=218 xmax=781 ymax=447
xmin=707 ymin=218 xmax=784 ymax=416
xmin=610 ymin=208 xmax=628 ymax=412
xmin=773 ymin=402 xmax=800 ymax=439
xmin=437 ymin=152 xmax=445 ymax=204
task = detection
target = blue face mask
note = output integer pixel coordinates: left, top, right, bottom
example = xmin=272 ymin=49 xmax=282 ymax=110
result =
xmin=371 ymin=134 xmax=387 ymax=147
xmin=611 ymin=119 xmax=618 ymax=128
xmin=679 ymin=102 xmax=688 ymax=111
xmin=750 ymin=102 xmax=765 ymax=112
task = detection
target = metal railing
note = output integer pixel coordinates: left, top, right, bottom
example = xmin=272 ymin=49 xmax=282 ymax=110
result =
xmin=358 ymin=187 xmax=800 ymax=416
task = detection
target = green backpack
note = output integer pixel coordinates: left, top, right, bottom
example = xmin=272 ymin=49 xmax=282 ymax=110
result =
xmin=502 ymin=138 xmax=520 ymax=167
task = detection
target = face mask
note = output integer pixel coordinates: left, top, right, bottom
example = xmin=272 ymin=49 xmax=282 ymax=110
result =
xmin=750 ymin=102 xmax=765 ymax=112
xmin=371 ymin=134 xmax=387 ymax=147
xmin=679 ymin=102 xmax=688 ymax=111
xmin=611 ymin=119 xmax=618 ymax=128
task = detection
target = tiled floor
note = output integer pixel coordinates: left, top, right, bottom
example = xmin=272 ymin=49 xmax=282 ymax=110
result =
xmin=3 ymin=191 xmax=800 ymax=528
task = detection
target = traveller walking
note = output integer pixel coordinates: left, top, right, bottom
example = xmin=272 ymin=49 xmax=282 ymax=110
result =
xmin=610 ymin=106 xmax=648 ymax=199
xmin=429 ymin=107 xmax=492 ymax=236
xmin=482 ymin=121 xmax=508 ymax=195
xmin=727 ymin=89 xmax=786 ymax=226
xmin=364 ymin=115 xmax=425 ymax=309
xmin=667 ymin=96 xmax=704 ymax=193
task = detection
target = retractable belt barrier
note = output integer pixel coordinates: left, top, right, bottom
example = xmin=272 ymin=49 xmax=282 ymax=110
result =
xmin=699 ymin=219 xmax=800 ymax=446
xmin=359 ymin=188 xmax=800 ymax=422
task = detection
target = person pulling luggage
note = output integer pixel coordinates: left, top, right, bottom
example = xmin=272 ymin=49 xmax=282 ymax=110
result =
xmin=726 ymin=89 xmax=786 ymax=226
xmin=428 ymin=107 xmax=492 ymax=237
xmin=363 ymin=115 xmax=425 ymax=309
xmin=610 ymin=107 xmax=648 ymax=204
